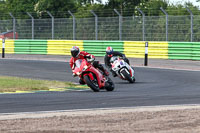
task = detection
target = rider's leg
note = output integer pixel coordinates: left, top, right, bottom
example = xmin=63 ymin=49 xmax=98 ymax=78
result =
xmin=93 ymin=61 xmax=109 ymax=76
xmin=124 ymin=58 xmax=130 ymax=65
xmin=110 ymin=69 xmax=117 ymax=77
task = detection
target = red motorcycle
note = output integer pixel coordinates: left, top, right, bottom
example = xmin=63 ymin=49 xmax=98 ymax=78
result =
xmin=72 ymin=59 xmax=115 ymax=92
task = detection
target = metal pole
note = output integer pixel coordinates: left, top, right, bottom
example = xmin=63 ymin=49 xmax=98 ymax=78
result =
xmin=27 ymin=12 xmax=34 ymax=39
xmin=186 ymin=7 xmax=193 ymax=42
xmin=2 ymin=38 xmax=5 ymax=58
xmin=144 ymin=42 xmax=148 ymax=66
xmin=68 ymin=10 xmax=76 ymax=40
xmin=114 ymin=9 xmax=122 ymax=40
xmin=90 ymin=10 xmax=98 ymax=40
xmin=9 ymin=13 xmax=16 ymax=39
xmin=137 ymin=8 xmax=145 ymax=41
xmin=160 ymin=7 xmax=168 ymax=41
xmin=47 ymin=11 xmax=54 ymax=39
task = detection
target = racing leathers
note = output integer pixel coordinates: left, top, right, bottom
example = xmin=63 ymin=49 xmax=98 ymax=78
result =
xmin=70 ymin=51 xmax=109 ymax=84
xmin=104 ymin=51 xmax=130 ymax=77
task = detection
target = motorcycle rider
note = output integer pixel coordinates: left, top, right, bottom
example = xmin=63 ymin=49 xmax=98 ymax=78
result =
xmin=104 ymin=46 xmax=130 ymax=77
xmin=70 ymin=46 xmax=109 ymax=84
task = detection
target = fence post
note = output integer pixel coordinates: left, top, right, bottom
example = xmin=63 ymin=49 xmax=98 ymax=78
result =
xmin=137 ymin=8 xmax=145 ymax=41
xmin=27 ymin=12 xmax=34 ymax=39
xmin=47 ymin=11 xmax=54 ymax=39
xmin=186 ymin=7 xmax=193 ymax=42
xmin=90 ymin=10 xmax=98 ymax=40
xmin=68 ymin=10 xmax=76 ymax=40
xmin=9 ymin=13 xmax=16 ymax=39
xmin=144 ymin=42 xmax=148 ymax=66
xmin=160 ymin=7 xmax=168 ymax=41
xmin=114 ymin=9 xmax=122 ymax=40
xmin=2 ymin=38 xmax=5 ymax=58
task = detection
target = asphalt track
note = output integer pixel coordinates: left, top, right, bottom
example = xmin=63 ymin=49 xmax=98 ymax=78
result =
xmin=0 ymin=59 xmax=200 ymax=113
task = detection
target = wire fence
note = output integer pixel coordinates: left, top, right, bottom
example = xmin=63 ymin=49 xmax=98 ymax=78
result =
xmin=0 ymin=12 xmax=200 ymax=42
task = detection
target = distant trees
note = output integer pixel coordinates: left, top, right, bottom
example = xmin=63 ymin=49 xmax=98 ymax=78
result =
xmin=0 ymin=0 xmax=198 ymax=18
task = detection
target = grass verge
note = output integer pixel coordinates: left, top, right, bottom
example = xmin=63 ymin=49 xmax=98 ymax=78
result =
xmin=0 ymin=76 xmax=88 ymax=93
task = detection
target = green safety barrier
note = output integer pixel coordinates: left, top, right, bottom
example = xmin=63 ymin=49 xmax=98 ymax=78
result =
xmin=14 ymin=40 xmax=47 ymax=54
xmin=168 ymin=42 xmax=200 ymax=60
xmin=1 ymin=39 xmax=199 ymax=61
xmin=83 ymin=40 xmax=124 ymax=56
xmin=192 ymin=42 xmax=200 ymax=60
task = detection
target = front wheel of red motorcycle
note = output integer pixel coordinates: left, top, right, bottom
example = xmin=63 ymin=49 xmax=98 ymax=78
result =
xmin=84 ymin=75 xmax=100 ymax=92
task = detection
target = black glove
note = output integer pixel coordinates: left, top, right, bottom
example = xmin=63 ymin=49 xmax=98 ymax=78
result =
xmin=109 ymin=67 xmax=113 ymax=71
xmin=122 ymin=55 xmax=126 ymax=60
xmin=72 ymin=73 xmax=76 ymax=77
xmin=84 ymin=55 xmax=91 ymax=59
xmin=85 ymin=55 xmax=94 ymax=62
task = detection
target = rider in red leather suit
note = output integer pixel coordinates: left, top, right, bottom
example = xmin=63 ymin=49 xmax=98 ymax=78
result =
xmin=69 ymin=46 xmax=109 ymax=84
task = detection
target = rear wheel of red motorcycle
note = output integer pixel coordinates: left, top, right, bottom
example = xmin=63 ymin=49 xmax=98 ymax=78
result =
xmin=84 ymin=75 xmax=100 ymax=92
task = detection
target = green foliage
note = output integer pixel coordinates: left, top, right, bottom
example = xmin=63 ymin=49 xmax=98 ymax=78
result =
xmin=76 ymin=0 xmax=99 ymax=5
xmin=140 ymin=0 xmax=168 ymax=16
xmin=35 ymin=0 xmax=77 ymax=18
xmin=5 ymin=0 xmax=38 ymax=18
xmin=0 ymin=1 xmax=10 ymax=19
xmin=104 ymin=0 xmax=148 ymax=16
xmin=0 ymin=0 xmax=199 ymax=18
xmin=74 ymin=3 xmax=105 ymax=18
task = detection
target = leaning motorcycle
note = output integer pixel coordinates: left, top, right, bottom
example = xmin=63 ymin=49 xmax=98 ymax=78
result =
xmin=73 ymin=59 xmax=115 ymax=92
xmin=110 ymin=56 xmax=135 ymax=83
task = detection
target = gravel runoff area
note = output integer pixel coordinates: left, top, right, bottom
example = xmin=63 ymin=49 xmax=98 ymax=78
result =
xmin=1 ymin=105 xmax=200 ymax=133
xmin=1 ymin=54 xmax=200 ymax=133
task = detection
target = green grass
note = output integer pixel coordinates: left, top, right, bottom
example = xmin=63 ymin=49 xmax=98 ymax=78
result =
xmin=0 ymin=76 xmax=87 ymax=92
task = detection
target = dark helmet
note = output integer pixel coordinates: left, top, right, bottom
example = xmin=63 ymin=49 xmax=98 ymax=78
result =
xmin=71 ymin=46 xmax=80 ymax=58
xmin=106 ymin=46 xmax=113 ymax=57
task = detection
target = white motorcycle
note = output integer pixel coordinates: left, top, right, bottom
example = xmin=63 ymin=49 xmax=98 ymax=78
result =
xmin=110 ymin=56 xmax=135 ymax=83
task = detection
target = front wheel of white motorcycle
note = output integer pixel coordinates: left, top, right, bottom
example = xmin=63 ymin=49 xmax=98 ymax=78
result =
xmin=121 ymin=69 xmax=135 ymax=83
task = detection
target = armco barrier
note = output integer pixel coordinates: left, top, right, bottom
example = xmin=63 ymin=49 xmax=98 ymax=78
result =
xmin=124 ymin=41 xmax=145 ymax=58
xmin=83 ymin=40 xmax=124 ymax=56
xmin=0 ymin=40 xmax=14 ymax=54
xmin=192 ymin=42 xmax=200 ymax=60
xmin=124 ymin=41 xmax=168 ymax=59
xmin=14 ymin=40 xmax=47 ymax=54
xmin=47 ymin=40 xmax=83 ymax=55
xmin=1 ymin=39 xmax=200 ymax=61
xmin=168 ymin=42 xmax=192 ymax=60
xmin=148 ymin=42 xmax=168 ymax=59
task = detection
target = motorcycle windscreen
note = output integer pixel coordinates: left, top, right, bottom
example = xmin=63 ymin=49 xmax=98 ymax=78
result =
xmin=75 ymin=59 xmax=82 ymax=68
xmin=74 ymin=59 xmax=87 ymax=73
xmin=110 ymin=56 xmax=118 ymax=63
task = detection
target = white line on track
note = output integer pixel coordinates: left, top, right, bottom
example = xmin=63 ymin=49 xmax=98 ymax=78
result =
xmin=135 ymin=65 xmax=200 ymax=72
xmin=1 ymin=104 xmax=200 ymax=120
xmin=4 ymin=58 xmax=200 ymax=71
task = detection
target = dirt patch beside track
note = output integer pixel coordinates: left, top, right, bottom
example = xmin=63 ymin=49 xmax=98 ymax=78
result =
xmin=1 ymin=105 xmax=200 ymax=133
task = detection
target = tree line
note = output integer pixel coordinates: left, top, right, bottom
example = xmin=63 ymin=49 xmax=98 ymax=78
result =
xmin=0 ymin=0 xmax=199 ymax=19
